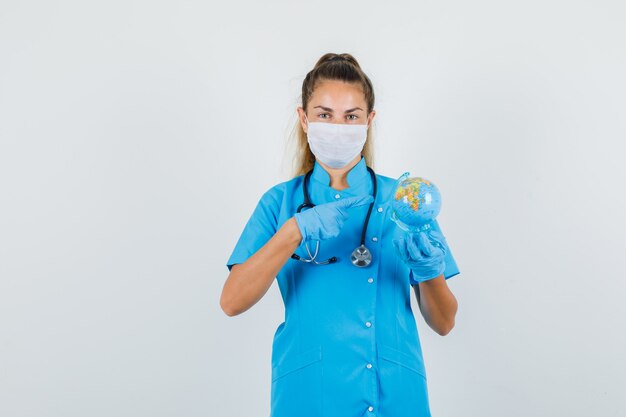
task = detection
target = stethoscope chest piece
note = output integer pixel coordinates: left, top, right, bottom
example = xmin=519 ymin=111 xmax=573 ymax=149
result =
xmin=351 ymin=244 xmax=372 ymax=268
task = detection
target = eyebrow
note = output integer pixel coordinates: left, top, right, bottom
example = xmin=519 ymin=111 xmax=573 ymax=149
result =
xmin=313 ymin=105 xmax=364 ymax=113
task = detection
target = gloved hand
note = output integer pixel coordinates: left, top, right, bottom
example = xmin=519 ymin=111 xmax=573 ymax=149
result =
xmin=294 ymin=195 xmax=374 ymax=243
xmin=393 ymin=227 xmax=448 ymax=283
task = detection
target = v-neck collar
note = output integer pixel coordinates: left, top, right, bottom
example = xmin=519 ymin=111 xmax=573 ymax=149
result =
xmin=310 ymin=156 xmax=371 ymax=192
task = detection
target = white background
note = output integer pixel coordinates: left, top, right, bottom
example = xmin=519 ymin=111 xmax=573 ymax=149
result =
xmin=1 ymin=1 xmax=625 ymax=416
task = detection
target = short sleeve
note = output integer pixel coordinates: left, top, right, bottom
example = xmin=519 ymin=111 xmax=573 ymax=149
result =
xmin=225 ymin=186 xmax=282 ymax=272
xmin=409 ymin=218 xmax=460 ymax=284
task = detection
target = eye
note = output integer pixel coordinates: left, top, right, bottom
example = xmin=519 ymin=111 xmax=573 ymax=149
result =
xmin=347 ymin=114 xmax=358 ymax=120
xmin=318 ymin=113 xmax=330 ymax=119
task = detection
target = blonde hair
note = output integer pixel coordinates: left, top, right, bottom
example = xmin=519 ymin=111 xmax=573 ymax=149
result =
xmin=289 ymin=53 xmax=376 ymax=178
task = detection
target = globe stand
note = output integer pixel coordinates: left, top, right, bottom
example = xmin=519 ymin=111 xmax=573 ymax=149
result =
xmin=390 ymin=210 xmax=433 ymax=234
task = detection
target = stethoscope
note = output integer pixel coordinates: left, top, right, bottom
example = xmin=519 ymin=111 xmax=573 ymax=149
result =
xmin=291 ymin=165 xmax=378 ymax=267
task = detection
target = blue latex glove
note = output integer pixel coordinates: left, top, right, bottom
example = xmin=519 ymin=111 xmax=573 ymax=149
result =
xmin=294 ymin=195 xmax=374 ymax=243
xmin=393 ymin=227 xmax=448 ymax=283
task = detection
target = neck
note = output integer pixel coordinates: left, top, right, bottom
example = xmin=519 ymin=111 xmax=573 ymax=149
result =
xmin=318 ymin=155 xmax=362 ymax=190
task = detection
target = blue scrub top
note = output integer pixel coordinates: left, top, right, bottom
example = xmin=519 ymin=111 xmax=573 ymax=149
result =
xmin=226 ymin=156 xmax=460 ymax=417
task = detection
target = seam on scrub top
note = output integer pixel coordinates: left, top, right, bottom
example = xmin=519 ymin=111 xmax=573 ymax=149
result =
xmin=394 ymin=251 xmax=401 ymax=349
xmin=290 ymin=257 xmax=302 ymax=354
xmin=372 ymin=190 xmax=382 ymax=409
xmin=284 ymin=183 xmax=303 ymax=354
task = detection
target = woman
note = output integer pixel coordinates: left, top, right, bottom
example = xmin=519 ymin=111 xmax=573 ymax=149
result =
xmin=221 ymin=53 xmax=460 ymax=417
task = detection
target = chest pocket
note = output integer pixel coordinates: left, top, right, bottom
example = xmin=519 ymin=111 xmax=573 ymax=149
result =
xmin=271 ymin=346 xmax=323 ymax=417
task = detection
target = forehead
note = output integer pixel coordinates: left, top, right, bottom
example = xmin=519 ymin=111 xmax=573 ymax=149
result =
xmin=310 ymin=79 xmax=366 ymax=108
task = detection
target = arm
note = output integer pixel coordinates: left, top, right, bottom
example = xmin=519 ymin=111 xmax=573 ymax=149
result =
xmin=412 ymin=275 xmax=458 ymax=336
xmin=220 ymin=217 xmax=301 ymax=317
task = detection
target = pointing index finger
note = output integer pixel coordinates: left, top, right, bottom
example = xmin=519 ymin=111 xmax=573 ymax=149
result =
xmin=338 ymin=195 xmax=375 ymax=209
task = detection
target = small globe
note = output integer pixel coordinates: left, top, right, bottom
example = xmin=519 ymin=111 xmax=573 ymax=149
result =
xmin=390 ymin=173 xmax=441 ymax=232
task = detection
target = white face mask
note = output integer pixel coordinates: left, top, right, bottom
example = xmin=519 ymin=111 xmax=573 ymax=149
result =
xmin=304 ymin=114 xmax=368 ymax=169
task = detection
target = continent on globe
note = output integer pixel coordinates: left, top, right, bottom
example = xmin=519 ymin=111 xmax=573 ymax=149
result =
xmin=390 ymin=172 xmax=442 ymax=232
